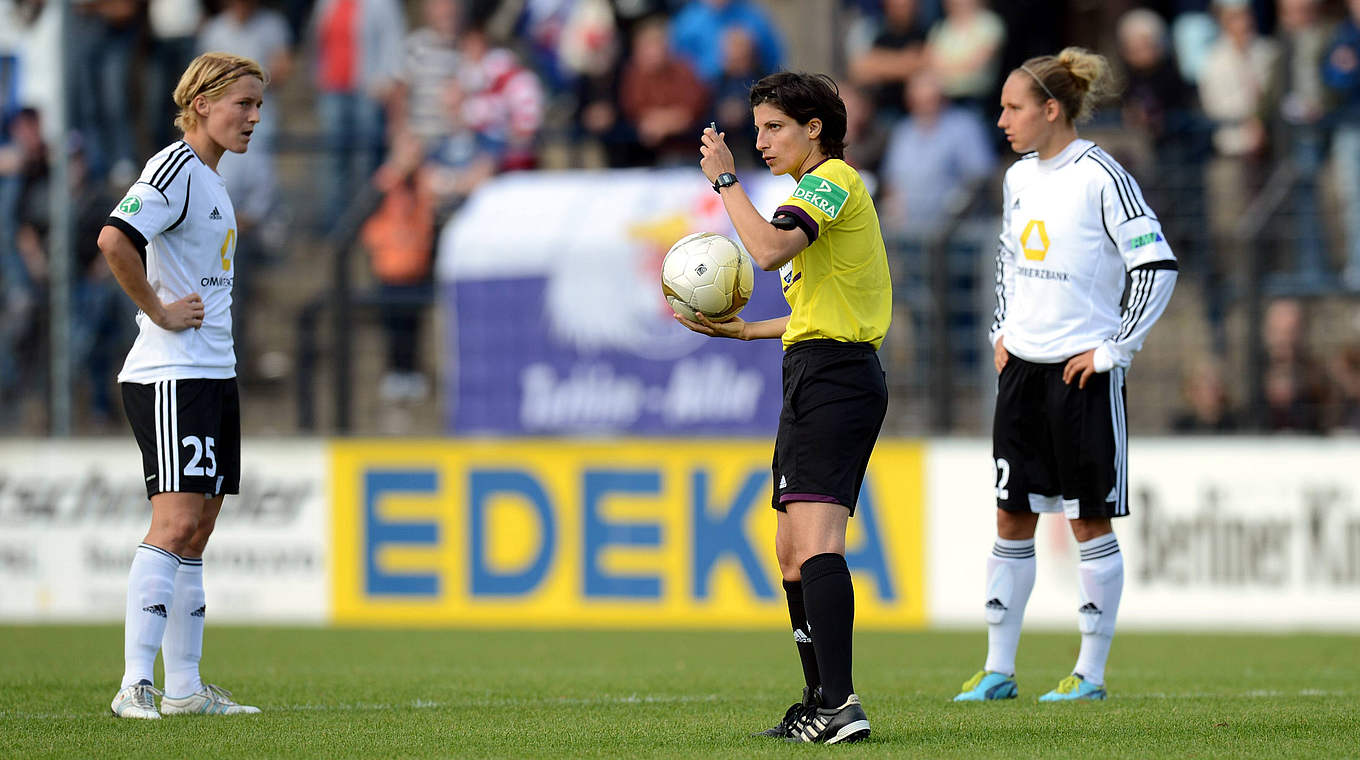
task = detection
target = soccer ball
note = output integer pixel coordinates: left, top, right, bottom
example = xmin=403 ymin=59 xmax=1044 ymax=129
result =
xmin=661 ymin=232 xmax=754 ymax=322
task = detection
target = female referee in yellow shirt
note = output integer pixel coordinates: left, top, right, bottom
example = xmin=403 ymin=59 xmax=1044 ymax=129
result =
xmin=677 ymin=71 xmax=892 ymax=745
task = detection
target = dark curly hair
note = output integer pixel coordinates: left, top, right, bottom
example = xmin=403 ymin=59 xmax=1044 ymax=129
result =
xmin=748 ymin=72 xmax=847 ymax=160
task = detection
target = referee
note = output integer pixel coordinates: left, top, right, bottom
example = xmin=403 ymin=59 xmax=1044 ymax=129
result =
xmin=678 ymin=71 xmax=891 ymax=744
xmin=954 ymin=48 xmax=1178 ymax=703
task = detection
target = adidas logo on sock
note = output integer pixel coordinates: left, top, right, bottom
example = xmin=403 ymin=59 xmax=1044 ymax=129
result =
xmin=793 ymin=628 xmax=812 ymax=643
xmin=985 ymin=598 xmax=1007 ymax=612
xmin=209 ymin=207 xmax=222 ymax=220
xmin=1078 ymin=602 xmax=1102 ymax=616
xmin=143 ymin=604 xmax=168 ymax=618
xmin=190 ymin=605 xmax=206 ymax=618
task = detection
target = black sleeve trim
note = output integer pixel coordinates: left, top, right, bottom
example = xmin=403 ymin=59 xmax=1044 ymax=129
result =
xmin=104 ymin=216 xmax=148 ymax=253
xmin=772 ymin=210 xmax=814 ymax=245
xmin=165 ymin=175 xmax=192 ymax=233
xmin=1132 ymin=259 xmax=1178 ymax=272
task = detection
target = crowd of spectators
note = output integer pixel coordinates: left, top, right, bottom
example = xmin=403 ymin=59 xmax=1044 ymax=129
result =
xmin=3 ymin=0 xmax=1360 ymax=433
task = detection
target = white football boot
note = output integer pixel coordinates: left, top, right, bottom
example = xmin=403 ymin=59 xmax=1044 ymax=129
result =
xmin=160 ymin=684 xmax=261 ymax=715
xmin=111 ymin=680 xmax=163 ymax=719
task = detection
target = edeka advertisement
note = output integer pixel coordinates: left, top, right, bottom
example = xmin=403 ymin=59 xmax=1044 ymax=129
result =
xmin=330 ymin=440 xmax=926 ymax=628
xmin=435 ymin=170 xmax=800 ymax=435
xmin=0 ymin=440 xmax=329 ymax=623
xmin=927 ymin=439 xmax=1360 ymax=630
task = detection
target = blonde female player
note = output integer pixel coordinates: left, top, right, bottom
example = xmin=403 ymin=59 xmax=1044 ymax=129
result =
xmin=677 ymin=72 xmax=891 ymax=744
xmin=954 ymin=48 xmax=1178 ymax=703
xmin=101 ymin=52 xmax=267 ymax=718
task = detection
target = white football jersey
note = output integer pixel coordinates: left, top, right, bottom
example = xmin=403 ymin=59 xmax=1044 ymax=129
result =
xmin=107 ymin=141 xmax=238 ymax=383
xmin=990 ymin=138 xmax=1178 ymax=371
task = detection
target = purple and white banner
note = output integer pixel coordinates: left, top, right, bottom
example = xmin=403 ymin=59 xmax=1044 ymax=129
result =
xmin=437 ymin=169 xmax=798 ymax=435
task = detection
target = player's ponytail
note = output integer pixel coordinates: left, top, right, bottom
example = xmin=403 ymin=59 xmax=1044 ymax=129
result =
xmin=1017 ymin=47 xmax=1120 ymax=124
xmin=172 ymin=52 xmax=268 ymax=134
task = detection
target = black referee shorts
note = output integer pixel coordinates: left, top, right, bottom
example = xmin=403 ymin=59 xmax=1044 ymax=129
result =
xmin=772 ymin=339 xmax=888 ymax=517
xmin=992 ymin=355 xmax=1128 ymax=519
xmin=121 ymin=378 xmax=241 ymax=499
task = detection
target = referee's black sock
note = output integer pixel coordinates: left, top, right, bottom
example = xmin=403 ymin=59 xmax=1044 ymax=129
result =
xmin=782 ymin=579 xmax=821 ymax=693
xmin=801 ymin=552 xmax=855 ymax=708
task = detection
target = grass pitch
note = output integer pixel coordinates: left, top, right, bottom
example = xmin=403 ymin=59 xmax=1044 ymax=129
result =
xmin=1 ymin=626 xmax=1356 ymax=759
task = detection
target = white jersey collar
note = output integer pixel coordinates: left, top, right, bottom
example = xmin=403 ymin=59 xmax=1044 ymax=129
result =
xmin=1036 ymin=138 xmax=1093 ymax=172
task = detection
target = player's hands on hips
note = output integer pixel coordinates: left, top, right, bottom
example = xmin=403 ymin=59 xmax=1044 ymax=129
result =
xmin=157 ymin=293 xmax=205 ymax=331
xmin=699 ymin=125 xmax=735 ymax=184
xmin=1063 ymin=348 xmax=1099 ymax=389
xmin=994 ymin=336 xmax=1009 ymax=373
xmin=674 ymin=311 xmax=746 ymax=340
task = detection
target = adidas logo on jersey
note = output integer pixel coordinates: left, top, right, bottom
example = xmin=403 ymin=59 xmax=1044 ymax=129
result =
xmin=143 ymin=604 xmax=168 ymax=618
xmin=209 ymin=207 xmax=222 ymax=220
xmin=793 ymin=628 xmax=812 ymax=643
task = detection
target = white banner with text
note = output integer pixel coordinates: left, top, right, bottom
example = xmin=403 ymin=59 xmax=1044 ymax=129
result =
xmin=0 ymin=440 xmax=328 ymax=623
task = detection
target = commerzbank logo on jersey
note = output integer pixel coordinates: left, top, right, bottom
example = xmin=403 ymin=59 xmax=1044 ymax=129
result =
xmin=1020 ymin=219 xmax=1050 ymax=261
xmin=792 ymin=175 xmax=848 ymax=220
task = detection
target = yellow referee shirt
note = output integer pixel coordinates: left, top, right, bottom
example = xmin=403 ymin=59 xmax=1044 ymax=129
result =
xmin=773 ymin=158 xmax=892 ymax=350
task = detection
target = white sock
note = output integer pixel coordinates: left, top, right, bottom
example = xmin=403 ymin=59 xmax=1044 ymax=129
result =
xmin=163 ymin=558 xmax=206 ymax=698
xmin=1074 ymin=533 xmax=1123 ymax=686
xmin=122 ymin=544 xmax=180 ymax=688
xmin=983 ymin=537 xmax=1036 ymax=677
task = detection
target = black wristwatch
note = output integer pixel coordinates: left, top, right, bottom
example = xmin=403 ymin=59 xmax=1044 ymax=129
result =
xmin=712 ymin=172 xmax=739 ymax=193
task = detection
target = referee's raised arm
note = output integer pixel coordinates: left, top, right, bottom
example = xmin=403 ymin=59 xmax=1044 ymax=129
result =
xmin=699 ymin=124 xmax=808 ymax=271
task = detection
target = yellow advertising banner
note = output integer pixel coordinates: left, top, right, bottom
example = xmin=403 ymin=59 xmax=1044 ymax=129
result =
xmin=331 ymin=440 xmax=925 ymax=628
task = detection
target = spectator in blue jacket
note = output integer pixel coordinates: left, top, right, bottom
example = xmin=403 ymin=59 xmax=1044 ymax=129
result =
xmin=670 ymin=0 xmax=784 ymax=86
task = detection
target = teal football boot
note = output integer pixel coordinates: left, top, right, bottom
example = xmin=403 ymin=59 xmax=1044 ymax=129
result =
xmin=953 ymin=670 xmax=1019 ymax=701
xmin=1038 ymin=674 xmax=1107 ymax=702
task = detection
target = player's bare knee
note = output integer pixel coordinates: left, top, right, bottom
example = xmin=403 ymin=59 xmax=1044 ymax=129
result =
xmin=1069 ymin=518 xmax=1113 ymax=543
xmin=184 ymin=530 xmax=213 ymax=556
xmin=792 ymin=542 xmax=842 ymax=569
xmin=996 ymin=509 xmax=1038 ymax=540
xmin=154 ymin=515 xmax=200 ymax=552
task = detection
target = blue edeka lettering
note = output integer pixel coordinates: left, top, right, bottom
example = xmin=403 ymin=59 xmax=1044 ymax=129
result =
xmin=691 ymin=468 xmax=774 ymax=600
xmin=360 ymin=466 xmax=898 ymax=602
xmin=846 ymin=481 xmax=895 ymax=601
xmin=470 ymin=470 xmax=556 ymax=595
xmin=364 ymin=470 xmax=439 ymax=595
xmin=584 ymin=470 xmax=663 ymax=598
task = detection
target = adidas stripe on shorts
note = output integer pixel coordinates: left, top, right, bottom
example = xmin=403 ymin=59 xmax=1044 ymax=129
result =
xmin=121 ymin=378 xmax=241 ymax=498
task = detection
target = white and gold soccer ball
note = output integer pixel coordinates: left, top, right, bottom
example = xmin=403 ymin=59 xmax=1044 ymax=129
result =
xmin=661 ymin=232 xmax=754 ymax=322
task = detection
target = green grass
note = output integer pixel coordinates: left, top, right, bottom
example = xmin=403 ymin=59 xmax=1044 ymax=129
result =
xmin=1 ymin=626 xmax=1356 ymax=759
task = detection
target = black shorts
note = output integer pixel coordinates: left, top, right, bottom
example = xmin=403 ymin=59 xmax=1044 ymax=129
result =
xmin=992 ymin=356 xmax=1127 ymax=519
xmin=772 ymin=340 xmax=888 ymax=517
xmin=121 ymin=378 xmax=241 ymax=499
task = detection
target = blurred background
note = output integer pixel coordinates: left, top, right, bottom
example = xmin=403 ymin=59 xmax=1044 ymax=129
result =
xmin=0 ymin=0 xmax=1357 ymax=631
